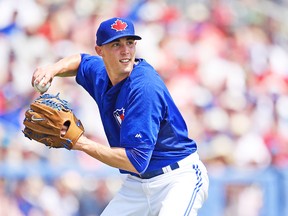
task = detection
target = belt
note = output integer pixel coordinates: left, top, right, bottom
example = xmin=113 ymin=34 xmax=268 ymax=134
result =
xmin=131 ymin=153 xmax=199 ymax=179
xmin=135 ymin=161 xmax=180 ymax=179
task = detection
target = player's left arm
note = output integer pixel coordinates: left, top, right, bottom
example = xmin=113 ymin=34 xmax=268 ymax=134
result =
xmin=73 ymin=135 xmax=138 ymax=173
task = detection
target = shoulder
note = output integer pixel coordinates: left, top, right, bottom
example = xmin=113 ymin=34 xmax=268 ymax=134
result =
xmin=133 ymin=58 xmax=155 ymax=73
xmin=128 ymin=58 xmax=167 ymax=97
xmin=80 ymin=54 xmax=104 ymax=67
xmin=78 ymin=54 xmax=106 ymax=78
xmin=131 ymin=58 xmax=163 ymax=85
xmin=77 ymin=54 xmax=107 ymax=85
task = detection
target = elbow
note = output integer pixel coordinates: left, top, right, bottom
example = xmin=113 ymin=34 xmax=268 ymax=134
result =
xmin=125 ymin=148 xmax=152 ymax=174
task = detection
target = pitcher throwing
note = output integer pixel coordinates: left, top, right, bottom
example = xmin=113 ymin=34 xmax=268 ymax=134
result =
xmin=32 ymin=17 xmax=209 ymax=216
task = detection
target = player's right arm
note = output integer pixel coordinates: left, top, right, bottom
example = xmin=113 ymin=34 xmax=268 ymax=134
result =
xmin=32 ymin=54 xmax=81 ymax=87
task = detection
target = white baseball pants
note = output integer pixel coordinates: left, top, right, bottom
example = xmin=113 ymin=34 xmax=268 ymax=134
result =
xmin=101 ymin=153 xmax=209 ymax=216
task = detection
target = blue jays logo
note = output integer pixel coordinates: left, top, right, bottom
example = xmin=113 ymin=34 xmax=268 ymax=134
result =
xmin=111 ymin=19 xmax=128 ymax=31
xmin=113 ymin=108 xmax=125 ymax=126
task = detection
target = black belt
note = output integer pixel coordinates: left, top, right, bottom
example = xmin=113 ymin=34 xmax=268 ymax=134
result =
xmin=134 ymin=162 xmax=180 ymax=179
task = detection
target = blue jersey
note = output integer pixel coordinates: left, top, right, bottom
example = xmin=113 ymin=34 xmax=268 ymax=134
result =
xmin=76 ymin=54 xmax=197 ymax=175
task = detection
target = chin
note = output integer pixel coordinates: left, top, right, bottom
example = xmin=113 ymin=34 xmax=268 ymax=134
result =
xmin=123 ymin=65 xmax=133 ymax=73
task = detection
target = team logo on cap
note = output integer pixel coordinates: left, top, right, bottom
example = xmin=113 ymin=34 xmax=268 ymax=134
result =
xmin=111 ymin=19 xmax=128 ymax=31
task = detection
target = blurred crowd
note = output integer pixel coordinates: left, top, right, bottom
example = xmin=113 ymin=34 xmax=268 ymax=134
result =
xmin=1 ymin=0 xmax=288 ymax=215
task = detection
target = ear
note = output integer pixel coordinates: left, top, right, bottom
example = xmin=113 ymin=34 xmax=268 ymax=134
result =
xmin=95 ymin=45 xmax=103 ymax=56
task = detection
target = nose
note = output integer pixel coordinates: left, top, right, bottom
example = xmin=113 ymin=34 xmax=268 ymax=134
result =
xmin=120 ymin=44 xmax=129 ymax=54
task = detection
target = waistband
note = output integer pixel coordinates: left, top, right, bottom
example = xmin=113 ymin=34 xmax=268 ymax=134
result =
xmin=132 ymin=152 xmax=199 ymax=179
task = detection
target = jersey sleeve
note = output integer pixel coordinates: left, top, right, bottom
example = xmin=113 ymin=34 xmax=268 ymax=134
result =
xmin=125 ymin=148 xmax=153 ymax=174
xmin=76 ymin=54 xmax=106 ymax=103
xmin=121 ymin=81 xmax=166 ymax=174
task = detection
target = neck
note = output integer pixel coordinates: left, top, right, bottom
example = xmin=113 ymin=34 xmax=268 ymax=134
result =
xmin=107 ymin=71 xmax=131 ymax=86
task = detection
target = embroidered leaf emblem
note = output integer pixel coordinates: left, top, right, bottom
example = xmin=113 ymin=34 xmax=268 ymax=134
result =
xmin=111 ymin=19 xmax=128 ymax=31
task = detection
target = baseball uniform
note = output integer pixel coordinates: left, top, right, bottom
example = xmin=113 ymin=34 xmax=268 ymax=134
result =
xmin=76 ymin=55 xmax=209 ymax=216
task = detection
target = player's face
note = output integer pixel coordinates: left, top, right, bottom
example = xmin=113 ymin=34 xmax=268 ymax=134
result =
xmin=96 ymin=37 xmax=137 ymax=80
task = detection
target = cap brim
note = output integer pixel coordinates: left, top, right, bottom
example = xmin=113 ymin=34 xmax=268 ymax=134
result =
xmin=101 ymin=34 xmax=142 ymax=45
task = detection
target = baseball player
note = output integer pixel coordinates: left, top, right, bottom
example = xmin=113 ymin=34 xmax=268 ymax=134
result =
xmin=32 ymin=17 xmax=209 ymax=216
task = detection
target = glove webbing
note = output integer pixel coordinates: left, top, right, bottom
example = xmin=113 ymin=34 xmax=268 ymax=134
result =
xmin=36 ymin=93 xmax=71 ymax=111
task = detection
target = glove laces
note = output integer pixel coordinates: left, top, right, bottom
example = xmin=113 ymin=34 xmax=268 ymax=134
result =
xmin=36 ymin=93 xmax=71 ymax=111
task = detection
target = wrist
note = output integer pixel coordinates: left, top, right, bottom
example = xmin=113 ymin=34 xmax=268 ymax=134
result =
xmin=73 ymin=135 xmax=88 ymax=151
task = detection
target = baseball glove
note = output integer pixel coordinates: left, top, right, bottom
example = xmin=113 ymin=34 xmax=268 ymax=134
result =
xmin=23 ymin=93 xmax=84 ymax=150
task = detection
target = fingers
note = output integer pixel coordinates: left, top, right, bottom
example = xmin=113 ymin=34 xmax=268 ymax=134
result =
xmin=32 ymin=67 xmax=53 ymax=87
xmin=32 ymin=67 xmax=42 ymax=87
xmin=60 ymin=125 xmax=68 ymax=136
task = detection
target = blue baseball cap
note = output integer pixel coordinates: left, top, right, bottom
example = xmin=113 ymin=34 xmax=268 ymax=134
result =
xmin=96 ymin=17 xmax=142 ymax=46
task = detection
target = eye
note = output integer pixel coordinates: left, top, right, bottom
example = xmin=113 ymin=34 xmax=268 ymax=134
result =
xmin=112 ymin=42 xmax=120 ymax=47
xmin=127 ymin=40 xmax=135 ymax=46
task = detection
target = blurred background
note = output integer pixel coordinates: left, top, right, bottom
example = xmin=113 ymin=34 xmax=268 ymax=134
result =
xmin=1 ymin=0 xmax=288 ymax=215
